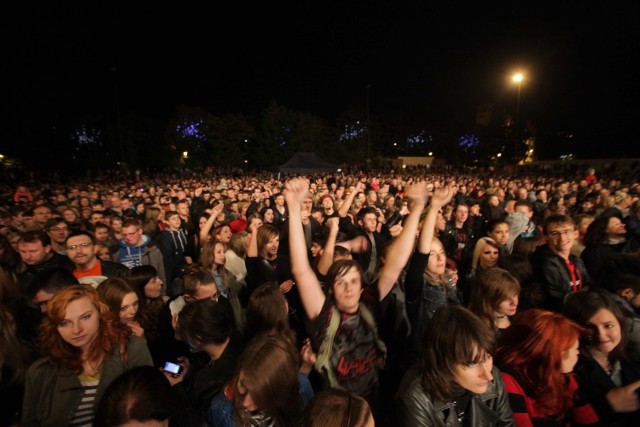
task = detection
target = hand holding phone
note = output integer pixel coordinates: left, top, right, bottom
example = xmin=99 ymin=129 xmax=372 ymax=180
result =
xmin=163 ymin=361 xmax=183 ymax=375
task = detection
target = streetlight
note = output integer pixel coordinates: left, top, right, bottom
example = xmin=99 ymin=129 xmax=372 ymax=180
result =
xmin=512 ymin=73 xmax=523 ymax=158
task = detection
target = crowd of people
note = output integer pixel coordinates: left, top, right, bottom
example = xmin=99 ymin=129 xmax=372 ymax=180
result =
xmin=1 ymin=166 xmax=640 ymax=426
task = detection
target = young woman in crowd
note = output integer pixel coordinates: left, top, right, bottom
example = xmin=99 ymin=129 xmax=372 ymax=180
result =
xmin=459 ymin=236 xmax=501 ymax=302
xmin=404 ymin=183 xmax=459 ymax=365
xmin=495 ymin=309 xmax=599 ymax=426
xmin=22 ymin=285 xmax=153 ymax=426
xmin=128 ymin=265 xmax=168 ymax=362
xmin=207 ymin=333 xmax=314 ymax=427
xmin=200 ymin=240 xmax=244 ymax=330
xmin=563 ymin=290 xmax=640 ymax=425
xmin=397 ymin=306 xmax=513 ymax=426
xmin=468 ymin=268 xmax=520 ymax=336
xmin=97 ymin=277 xmax=145 ymax=339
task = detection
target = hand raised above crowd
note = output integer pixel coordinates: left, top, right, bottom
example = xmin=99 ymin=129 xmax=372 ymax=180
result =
xmin=285 ymin=178 xmax=310 ymax=205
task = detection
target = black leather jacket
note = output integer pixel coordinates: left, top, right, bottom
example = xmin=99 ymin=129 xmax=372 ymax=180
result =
xmin=397 ymin=365 xmax=514 ymax=427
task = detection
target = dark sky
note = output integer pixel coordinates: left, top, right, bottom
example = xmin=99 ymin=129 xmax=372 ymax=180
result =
xmin=4 ymin=3 xmax=640 ymax=159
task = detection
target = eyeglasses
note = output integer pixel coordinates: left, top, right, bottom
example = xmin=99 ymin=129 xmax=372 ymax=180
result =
xmin=49 ymin=226 xmax=69 ymax=232
xmin=66 ymin=242 xmax=93 ymax=250
xmin=547 ymin=229 xmax=574 ymax=238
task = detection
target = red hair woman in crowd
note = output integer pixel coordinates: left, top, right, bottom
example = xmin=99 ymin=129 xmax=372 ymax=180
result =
xmin=22 ymin=285 xmax=152 ymax=426
xmin=495 ymin=309 xmax=598 ymax=426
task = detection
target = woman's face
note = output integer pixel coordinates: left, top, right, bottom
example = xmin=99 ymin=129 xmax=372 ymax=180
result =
xmin=263 ymin=209 xmax=274 ymax=223
xmin=199 ymin=216 xmax=208 ymax=229
xmin=214 ymin=243 xmax=226 ymax=266
xmin=63 ymin=210 xmax=77 ymax=223
xmin=561 ymin=338 xmax=580 ymax=373
xmin=144 ymin=276 xmax=163 ymax=299
xmin=479 ymin=244 xmax=499 ymax=269
xmin=587 ymin=308 xmax=621 ymax=356
xmin=96 ymin=247 xmax=111 ymax=262
xmin=495 ymin=294 xmax=518 ymax=317
xmin=56 ymin=296 xmax=100 ymax=353
xmin=332 ymin=267 xmax=362 ymax=314
xmin=119 ymin=292 xmax=139 ymax=324
xmin=453 ymin=353 xmax=494 ymax=395
xmin=216 ymin=226 xmax=232 ymax=243
xmin=237 ymin=371 xmax=258 ymax=411
xmin=263 ymin=235 xmax=279 ymax=258
xmin=435 ymin=212 xmax=446 ymax=232
xmin=426 ymin=240 xmax=447 ymax=276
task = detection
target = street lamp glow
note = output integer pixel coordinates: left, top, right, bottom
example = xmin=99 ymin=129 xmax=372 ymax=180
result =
xmin=512 ymin=73 xmax=523 ymax=83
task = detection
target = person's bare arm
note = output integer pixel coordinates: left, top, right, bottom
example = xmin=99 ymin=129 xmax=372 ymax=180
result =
xmin=286 ymin=178 xmax=326 ymax=320
xmin=317 ymin=217 xmax=340 ymax=276
xmin=377 ymin=182 xmax=428 ymax=300
xmin=337 ymin=182 xmax=366 ymax=218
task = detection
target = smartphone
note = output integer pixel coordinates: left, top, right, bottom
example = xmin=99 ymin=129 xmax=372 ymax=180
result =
xmin=163 ymin=361 xmax=183 ymax=375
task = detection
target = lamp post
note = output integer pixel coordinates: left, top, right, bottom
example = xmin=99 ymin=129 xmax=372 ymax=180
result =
xmin=512 ymin=73 xmax=523 ymax=159
xmin=366 ymin=84 xmax=371 ymax=164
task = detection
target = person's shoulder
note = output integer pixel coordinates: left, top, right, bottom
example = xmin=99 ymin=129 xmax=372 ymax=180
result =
xmin=26 ymin=357 xmax=57 ymax=379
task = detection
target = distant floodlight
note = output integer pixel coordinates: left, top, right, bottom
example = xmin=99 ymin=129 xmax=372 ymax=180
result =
xmin=183 ymin=151 xmax=189 ymax=159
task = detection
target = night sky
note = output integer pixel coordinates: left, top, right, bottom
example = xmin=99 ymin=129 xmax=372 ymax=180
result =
xmin=3 ymin=3 xmax=639 ymax=161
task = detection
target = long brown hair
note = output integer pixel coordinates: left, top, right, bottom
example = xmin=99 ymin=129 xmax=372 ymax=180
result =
xmin=96 ymin=277 xmax=140 ymax=323
xmin=231 ymin=333 xmax=302 ymax=427
xmin=468 ymin=268 xmax=520 ymax=330
xmin=244 ymin=283 xmax=295 ymax=345
xmin=40 ymin=285 xmax=128 ymax=374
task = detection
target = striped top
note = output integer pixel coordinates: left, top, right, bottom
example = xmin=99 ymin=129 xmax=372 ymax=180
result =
xmin=68 ymin=373 xmax=100 ymax=427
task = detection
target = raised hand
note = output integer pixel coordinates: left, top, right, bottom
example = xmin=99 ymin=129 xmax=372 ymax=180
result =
xmin=404 ymin=181 xmax=429 ymax=207
xmin=430 ymin=182 xmax=457 ymax=208
xmin=285 ymin=178 xmax=310 ymax=205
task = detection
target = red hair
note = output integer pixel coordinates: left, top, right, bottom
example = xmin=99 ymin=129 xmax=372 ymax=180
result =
xmin=39 ymin=285 xmax=128 ymax=374
xmin=495 ymin=309 xmax=583 ymax=417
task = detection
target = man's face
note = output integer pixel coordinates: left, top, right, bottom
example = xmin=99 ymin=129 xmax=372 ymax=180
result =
xmin=607 ymin=217 xmax=627 ymax=237
xmin=90 ymin=213 xmax=104 ymax=225
xmin=47 ymin=222 xmax=69 ymax=244
xmin=120 ymin=199 xmax=131 ymax=210
xmin=360 ymin=213 xmax=378 ymax=233
xmin=515 ymin=205 xmax=533 ymax=219
xmin=275 ymin=195 xmax=285 ymax=207
xmin=546 ymin=222 xmax=577 ymax=255
xmin=301 ymin=197 xmax=313 ymax=214
xmin=66 ymin=234 xmax=96 ymax=268
xmin=18 ymin=241 xmax=51 ymax=265
xmin=517 ymin=188 xmax=528 ymax=200
xmin=537 ymin=190 xmax=548 ymax=202
xmin=34 ymin=289 xmax=56 ymax=313
xmin=33 ymin=207 xmax=52 ymax=225
xmin=177 ymin=203 xmax=189 ymax=217
xmin=122 ymin=225 xmax=143 ymax=246
xmin=454 ymin=206 xmax=469 ymax=224
xmin=167 ymin=214 xmax=182 ymax=230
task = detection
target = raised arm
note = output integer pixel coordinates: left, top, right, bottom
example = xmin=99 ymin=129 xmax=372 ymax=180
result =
xmin=417 ymin=183 xmax=455 ymax=254
xmin=199 ymin=202 xmax=224 ymax=242
xmin=317 ymin=216 xmax=340 ymax=276
xmin=246 ymin=219 xmax=261 ymax=258
xmin=286 ymin=178 xmax=326 ymax=320
xmin=377 ymin=182 xmax=429 ymax=300
xmin=337 ymin=182 xmax=366 ymax=218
